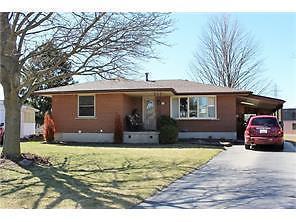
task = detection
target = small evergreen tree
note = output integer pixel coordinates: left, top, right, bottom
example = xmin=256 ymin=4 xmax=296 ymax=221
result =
xmin=43 ymin=111 xmax=56 ymax=143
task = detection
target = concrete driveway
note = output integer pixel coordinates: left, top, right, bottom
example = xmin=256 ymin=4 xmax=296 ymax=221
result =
xmin=137 ymin=142 xmax=296 ymax=209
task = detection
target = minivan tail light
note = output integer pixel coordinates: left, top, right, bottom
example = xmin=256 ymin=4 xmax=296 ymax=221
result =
xmin=277 ymin=129 xmax=283 ymax=137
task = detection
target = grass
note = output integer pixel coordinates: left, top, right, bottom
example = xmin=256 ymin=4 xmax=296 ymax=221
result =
xmin=0 ymin=142 xmax=221 ymax=209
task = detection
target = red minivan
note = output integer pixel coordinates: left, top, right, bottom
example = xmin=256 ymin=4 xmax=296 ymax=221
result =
xmin=244 ymin=115 xmax=284 ymax=150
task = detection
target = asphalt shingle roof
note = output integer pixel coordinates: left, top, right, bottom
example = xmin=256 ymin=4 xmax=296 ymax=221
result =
xmin=35 ymin=79 xmax=251 ymax=95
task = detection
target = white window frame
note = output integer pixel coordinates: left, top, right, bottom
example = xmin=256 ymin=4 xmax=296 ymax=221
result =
xmin=77 ymin=94 xmax=96 ymax=119
xmin=170 ymin=95 xmax=217 ymax=120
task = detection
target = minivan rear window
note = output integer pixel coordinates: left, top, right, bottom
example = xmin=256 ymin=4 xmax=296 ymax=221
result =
xmin=251 ymin=117 xmax=279 ymax=127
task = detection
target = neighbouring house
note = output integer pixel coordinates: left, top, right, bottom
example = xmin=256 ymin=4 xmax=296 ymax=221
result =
xmin=35 ymin=77 xmax=285 ymax=143
xmin=0 ymin=100 xmax=38 ymax=138
xmin=283 ymin=108 xmax=296 ymax=135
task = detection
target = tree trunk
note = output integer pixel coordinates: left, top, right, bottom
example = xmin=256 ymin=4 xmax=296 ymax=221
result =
xmin=0 ymin=13 xmax=22 ymax=160
xmin=1 ymin=90 xmax=22 ymax=160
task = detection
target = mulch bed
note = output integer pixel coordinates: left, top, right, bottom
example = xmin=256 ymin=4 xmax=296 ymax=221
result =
xmin=0 ymin=153 xmax=52 ymax=167
xmin=20 ymin=153 xmax=52 ymax=166
xmin=20 ymin=135 xmax=44 ymax=142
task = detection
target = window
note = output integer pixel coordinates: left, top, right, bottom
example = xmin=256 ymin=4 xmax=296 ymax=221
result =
xmin=179 ymin=97 xmax=188 ymax=118
xmin=293 ymin=123 xmax=296 ymax=130
xmin=171 ymin=96 xmax=216 ymax=119
xmin=78 ymin=95 xmax=95 ymax=117
xmin=198 ymin=97 xmax=208 ymax=118
xmin=208 ymin=97 xmax=216 ymax=118
xmin=251 ymin=117 xmax=279 ymax=127
xmin=189 ymin=97 xmax=198 ymax=117
xmin=171 ymin=97 xmax=179 ymax=118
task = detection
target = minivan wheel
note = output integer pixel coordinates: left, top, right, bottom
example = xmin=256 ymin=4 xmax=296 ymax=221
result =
xmin=245 ymin=144 xmax=251 ymax=150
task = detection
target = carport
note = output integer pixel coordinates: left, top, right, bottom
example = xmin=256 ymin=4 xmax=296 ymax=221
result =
xmin=236 ymin=94 xmax=285 ymax=139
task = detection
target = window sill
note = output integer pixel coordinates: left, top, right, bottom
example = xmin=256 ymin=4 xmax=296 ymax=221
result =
xmin=75 ymin=116 xmax=97 ymax=120
xmin=174 ymin=118 xmax=219 ymax=121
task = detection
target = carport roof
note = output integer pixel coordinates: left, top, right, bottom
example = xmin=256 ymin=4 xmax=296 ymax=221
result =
xmin=238 ymin=94 xmax=285 ymax=110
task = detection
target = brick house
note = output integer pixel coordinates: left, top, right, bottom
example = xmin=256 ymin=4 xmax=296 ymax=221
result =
xmin=35 ymin=78 xmax=285 ymax=143
xmin=283 ymin=108 xmax=296 ymax=135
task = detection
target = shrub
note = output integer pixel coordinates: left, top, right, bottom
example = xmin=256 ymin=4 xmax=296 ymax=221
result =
xmin=159 ymin=115 xmax=178 ymax=144
xmin=43 ymin=111 xmax=55 ymax=143
xmin=159 ymin=115 xmax=177 ymax=127
xmin=114 ymin=113 xmax=123 ymax=144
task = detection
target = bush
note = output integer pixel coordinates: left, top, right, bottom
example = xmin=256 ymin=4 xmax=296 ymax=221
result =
xmin=159 ymin=115 xmax=178 ymax=144
xmin=114 ymin=113 xmax=123 ymax=144
xmin=159 ymin=115 xmax=177 ymax=127
xmin=43 ymin=111 xmax=55 ymax=143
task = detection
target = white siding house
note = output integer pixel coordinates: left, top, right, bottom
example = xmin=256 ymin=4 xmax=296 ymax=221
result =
xmin=0 ymin=100 xmax=37 ymax=138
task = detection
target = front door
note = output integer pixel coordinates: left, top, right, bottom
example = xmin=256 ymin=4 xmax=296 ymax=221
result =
xmin=143 ymin=96 xmax=156 ymax=130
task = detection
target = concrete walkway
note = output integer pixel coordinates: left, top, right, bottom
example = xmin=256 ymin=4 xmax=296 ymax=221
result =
xmin=137 ymin=142 xmax=296 ymax=209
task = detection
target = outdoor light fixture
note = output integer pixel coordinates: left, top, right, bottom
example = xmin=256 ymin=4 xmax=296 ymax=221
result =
xmin=157 ymin=99 xmax=165 ymax=105
xmin=240 ymin=101 xmax=256 ymax=106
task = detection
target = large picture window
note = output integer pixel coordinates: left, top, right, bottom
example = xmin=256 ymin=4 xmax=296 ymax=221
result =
xmin=171 ymin=96 xmax=216 ymax=119
xmin=78 ymin=95 xmax=95 ymax=117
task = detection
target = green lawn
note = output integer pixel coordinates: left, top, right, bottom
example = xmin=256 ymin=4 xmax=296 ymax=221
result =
xmin=0 ymin=142 xmax=221 ymax=209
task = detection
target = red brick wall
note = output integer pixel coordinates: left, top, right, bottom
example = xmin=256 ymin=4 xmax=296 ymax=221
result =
xmin=156 ymin=96 xmax=171 ymax=118
xmin=283 ymin=120 xmax=296 ymax=134
xmin=176 ymin=95 xmax=237 ymax=132
xmin=52 ymin=94 xmax=140 ymax=133
xmin=52 ymin=93 xmax=237 ymax=133
xmin=151 ymin=95 xmax=237 ymax=132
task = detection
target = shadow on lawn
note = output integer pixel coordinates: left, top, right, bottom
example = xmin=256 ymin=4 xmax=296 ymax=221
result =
xmin=32 ymin=167 xmax=142 ymax=208
xmin=1 ymin=157 xmax=194 ymax=209
xmin=1 ymin=159 xmax=150 ymax=209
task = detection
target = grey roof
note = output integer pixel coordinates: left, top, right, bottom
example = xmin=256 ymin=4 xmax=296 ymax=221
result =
xmin=35 ymin=79 xmax=251 ymax=95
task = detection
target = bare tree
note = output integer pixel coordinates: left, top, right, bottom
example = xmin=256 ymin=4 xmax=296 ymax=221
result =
xmin=190 ymin=15 xmax=269 ymax=93
xmin=0 ymin=12 xmax=173 ymax=160
xmin=26 ymin=42 xmax=76 ymax=126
